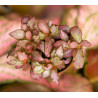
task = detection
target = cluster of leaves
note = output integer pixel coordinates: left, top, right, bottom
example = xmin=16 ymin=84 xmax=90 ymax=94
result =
xmin=62 ymin=5 xmax=98 ymax=48
xmin=7 ymin=16 xmax=91 ymax=85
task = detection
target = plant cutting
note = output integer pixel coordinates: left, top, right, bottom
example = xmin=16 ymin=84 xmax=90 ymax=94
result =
xmin=7 ymin=16 xmax=91 ymax=85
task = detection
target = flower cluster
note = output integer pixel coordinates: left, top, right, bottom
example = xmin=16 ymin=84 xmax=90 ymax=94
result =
xmin=7 ymin=16 xmax=91 ymax=85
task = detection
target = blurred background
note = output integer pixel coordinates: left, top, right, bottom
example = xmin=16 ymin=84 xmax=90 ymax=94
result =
xmin=0 ymin=5 xmax=98 ymax=92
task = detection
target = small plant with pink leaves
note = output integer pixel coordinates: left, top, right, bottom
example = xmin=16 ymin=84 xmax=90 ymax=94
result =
xmin=7 ymin=16 xmax=91 ymax=85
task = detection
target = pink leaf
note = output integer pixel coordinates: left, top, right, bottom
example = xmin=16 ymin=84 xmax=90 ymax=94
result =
xmin=43 ymin=70 xmax=51 ymax=78
xmin=38 ymin=21 xmax=49 ymax=36
xmin=50 ymin=25 xmax=59 ymax=37
xmin=26 ymin=31 xmax=32 ymax=40
xmin=9 ymin=29 xmax=25 ymax=39
xmin=54 ymin=40 xmax=68 ymax=48
xmin=71 ymin=49 xmax=84 ymax=69
xmin=70 ymin=26 xmax=82 ymax=44
xmin=82 ymin=13 xmax=98 ymax=48
xmin=17 ymin=52 xmax=28 ymax=61
xmin=33 ymin=65 xmax=44 ymax=74
xmin=80 ymin=40 xmax=91 ymax=47
xmin=60 ymin=30 xmax=69 ymax=41
xmin=69 ymin=41 xmax=79 ymax=48
xmin=77 ymin=5 xmax=98 ymax=28
xmin=32 ymin=51 xmax=44 ymax=62
xmin=55 ymin=45 xmax=64 ymax=59
xmin=51 ymin=69 xmax=59 ymax=85
xmin=62 ymin=8 xmax=78 ymax=27
xmin=0 ymin=20 xmax=19 ymax=56
xmin=30 ymin=68 xmax=42 ymax=80
xmin=38 ymin=32 xmax=45 ymax=40
xmin=17 ymin=40 xmax=29 ymax=48
xmin=21 ymin=24 xmax=28 ymax=31
xmin=45 ymin=40 xmax=53 ymax=57
xmin=27 ymin=18 xmax=36 ymax=29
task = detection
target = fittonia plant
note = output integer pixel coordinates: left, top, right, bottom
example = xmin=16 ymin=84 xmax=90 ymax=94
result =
xmin=7 ymin=16 xmax=91 ymax=85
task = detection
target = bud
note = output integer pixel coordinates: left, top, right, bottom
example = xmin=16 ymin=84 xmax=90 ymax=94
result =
xmin=21 ymin=16 xmax=30 ymax=24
